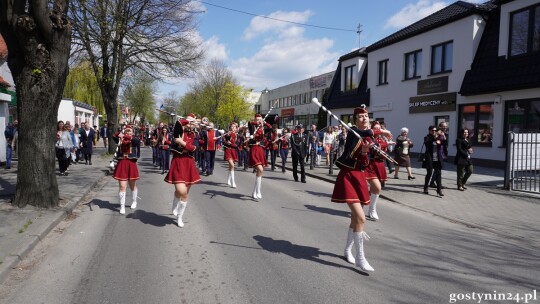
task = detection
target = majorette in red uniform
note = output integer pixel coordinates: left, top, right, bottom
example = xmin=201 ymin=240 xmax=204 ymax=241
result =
xmin=330 ymin=106 xmax=391 ymax=273
xmin=365 ymin=121 xmax=392 ymax=222
xmin=165 ymin=114 xmax=201 ymax=227
xmin=248 ymin=114 xmax=272 ymax=199
xmin=223 ymin=122 xmax=239 ymax=188
xmin=112 ymin=125 xmax=141 ymax=215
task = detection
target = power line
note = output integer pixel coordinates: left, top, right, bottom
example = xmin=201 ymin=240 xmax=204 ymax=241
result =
xmin=194 ymin=0 xmax=356 ymax=32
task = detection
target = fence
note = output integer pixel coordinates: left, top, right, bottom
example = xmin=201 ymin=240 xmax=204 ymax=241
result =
xmin=505 ymin=132 xmax=540 ymax=193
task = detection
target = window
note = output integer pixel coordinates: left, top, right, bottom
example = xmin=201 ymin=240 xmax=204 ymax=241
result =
xmin=344 ymin=64 xmax=357 ymax=91
xmin=431 ymin=41 xmax=453 ymax=74
xmin=378 ymin=59 xmax=388 ymax=85
xmin=405 ymin=50 xmax=422 ymax=79
xmin=509 ymin=4 xmax=540 ymax=56
xmin=505 ymin=99 xmax=540 ymax=133
xmin=458 ymin=103 xmax=494 ymax=146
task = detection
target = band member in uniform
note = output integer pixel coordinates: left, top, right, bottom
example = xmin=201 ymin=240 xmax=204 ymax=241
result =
xmin=268 ymin=124 xmax=279 ymax=171
xmin=165 ymin=114 xmax=201 ymax=227
xmin=159 ymin=126 xmax=172 ymax=174
xmin=237 ymin=126 xmax=249 ymax=171
xmin=365 ymin=121 xmax=392 ymax=221
xmin=151 ymin=122 xmax=164 ymax=167
xmin=278 ymin=128 xmax=290 ymax=173
xmin=331 ymin=107 xmax=391 ymax=273
xmin=290 ymin=124 xmax=307 ymax=182
xmin=223 ymin=122 xmax=239 ymax=188
xmin=112 ymin=125 xmax=141 ymax=215
xmin=200 ymin=122 xmax=220 ymax=175
xmin=248 ymin=114 xmax=271 ymax=199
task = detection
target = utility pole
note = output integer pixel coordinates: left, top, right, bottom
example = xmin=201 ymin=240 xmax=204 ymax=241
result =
xmin=357 ymin=24 xmax=363 ymax=49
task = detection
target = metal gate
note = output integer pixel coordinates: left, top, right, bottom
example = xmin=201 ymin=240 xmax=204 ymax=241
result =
xmin=505 ymin=132 xmax=540 ymax=193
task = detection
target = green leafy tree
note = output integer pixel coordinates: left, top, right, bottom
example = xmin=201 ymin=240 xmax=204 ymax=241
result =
xmin=122 ymin=72 xmax=156 ymax=125
xmin=69 ymin=0 xmax=203 ymax=153
xmin=64 ymin=61 xmax=105 ymax=116
xmin=0 ymin=1 xmax=72 ymax=208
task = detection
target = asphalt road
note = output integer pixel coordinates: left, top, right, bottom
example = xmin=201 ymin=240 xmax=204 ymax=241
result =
xmin=1 ymin=149 xmax=538 ymax=304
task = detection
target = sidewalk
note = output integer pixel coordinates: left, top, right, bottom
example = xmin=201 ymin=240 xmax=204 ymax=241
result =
xmin=279 ymin=158 xmax=540 ymax=246
xmin=0 ymin=147 xmax=111 ymax=283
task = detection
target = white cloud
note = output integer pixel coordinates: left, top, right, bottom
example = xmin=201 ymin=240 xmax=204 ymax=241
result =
xmin=384 ymin=0 xmax=448 ymax=29
xmin=202 ymin=35 xmax=228 ymax=61
xmin=243 ymin=10 xmax=313 ymax=40
xmin=230 ymin=31 xmax=339 ymax=91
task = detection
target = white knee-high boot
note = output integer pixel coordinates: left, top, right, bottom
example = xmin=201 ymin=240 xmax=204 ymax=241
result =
xmin=119 ymin=192 xmax=126 ymax=214
xmin=353 ymin=231 xmax=374 ymax=272
xmin=256 ymin=176 xmax=262 ymax=199
xmin=227 ymin=171 xmax=232 ymax=186
xmin=368 ymin=193 xmax=379 ymax=220
xmin=177 ymin=201 xmax=187 ymax=227
xmin=344 ymin=228 xmax=356 ymax=264
xmin=172 ymin=196 xmax=180 ymax=216
xmin=252 ymin=177 xmax=259 ymax=199
xmin=131 ymin=189 xmax=138 ymax=209
xmin=230 ymin=170 xmax=236 ymax=188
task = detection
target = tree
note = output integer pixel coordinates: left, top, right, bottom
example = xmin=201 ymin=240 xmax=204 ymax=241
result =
xmin=69 ymin=0 xmax=203 ymax=153
xmin=64 ymin=60 xmax=105 ymax=116
xmin=180 ymin=60 xmax=254 ymax=128
xmin=0 ymin=1 xmax=72 ymax=208
xmin=122 ymin=71 xmax=156 ymax=124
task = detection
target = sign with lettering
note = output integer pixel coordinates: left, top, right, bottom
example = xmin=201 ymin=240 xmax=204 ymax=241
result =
xmin=417 ymin=76 xmax=448 ymax=95
xmin=409 ymin=92 xmax=456 ymax=113
xmin=281 ymin=108 xmax=295 ymax=116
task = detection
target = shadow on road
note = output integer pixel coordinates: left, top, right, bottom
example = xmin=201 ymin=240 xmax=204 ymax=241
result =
xmin=126 ymin=209 xmax=177 ymax=227
xmin=253 ymin=235 xmax=369 ymax=275
xmin=304 ymin=204 xmax=350 ymax=218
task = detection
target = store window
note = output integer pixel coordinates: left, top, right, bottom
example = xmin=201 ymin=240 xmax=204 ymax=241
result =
xmin=505 ymin=99 xmax=540 ymax=134
xmin=378 ymin=59 xmax=388 ymax=85
xmin=458 ymin=103 xmax=494 ymax=146
xmin=431 ymin=41 xmax=453 ymax=74
xmin=404 ymin=49 xmax=422 ymax=80
xmin=509 ymin=4 xmax=540 ymax=56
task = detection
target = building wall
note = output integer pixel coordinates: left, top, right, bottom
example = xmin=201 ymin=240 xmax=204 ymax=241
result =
xmin=261 ymin=71 xmax=335 ymax=129
xmin=368 ymin=15 xmax=486 ymax=159
xmin=0 ymin=101 xmax=7 ymax=162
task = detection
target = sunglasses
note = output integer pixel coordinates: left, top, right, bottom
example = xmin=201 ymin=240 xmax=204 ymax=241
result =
xmin=431 ymin=129 xmax=437 ymax=132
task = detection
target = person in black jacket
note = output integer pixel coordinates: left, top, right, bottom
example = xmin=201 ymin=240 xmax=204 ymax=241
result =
xmin=290 ymin=124 xmax=308 ymax=183
xmin=454 ymin=128 xmax=473 ymax=191
xmin=423 ymin=125 xmax=446 ymax=197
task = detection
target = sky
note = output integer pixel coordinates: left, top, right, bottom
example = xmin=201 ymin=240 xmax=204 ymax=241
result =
xmin=157 ymin=0 xmax=484 ymax=101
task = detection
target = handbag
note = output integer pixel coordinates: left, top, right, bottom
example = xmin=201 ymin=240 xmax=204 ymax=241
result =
xmin=417 ymin=143 xmax=426 ymax=162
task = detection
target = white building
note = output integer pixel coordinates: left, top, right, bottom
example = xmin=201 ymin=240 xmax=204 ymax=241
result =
xmin=325 ymin=0 xmax=540 ymax=167
xmin=258 ymin=71 xmax=335 ymax=129
xmin=58 ymin=98 xmax=99 ymax=128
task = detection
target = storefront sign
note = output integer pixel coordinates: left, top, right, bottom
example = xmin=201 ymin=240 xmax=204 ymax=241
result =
xmin=281 ymin=108 xmax=295 ymax=116
xmin=417 ymin=76 xmax=448 ymax=95
xmin=309 ymin=74 xmax=332 ymax=89
xmin=409 ymin=92 xmax=456 ymax=113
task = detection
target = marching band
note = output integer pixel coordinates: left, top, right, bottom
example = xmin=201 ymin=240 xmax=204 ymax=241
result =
xmin=110 ymin=103 xmax=399 ymax=273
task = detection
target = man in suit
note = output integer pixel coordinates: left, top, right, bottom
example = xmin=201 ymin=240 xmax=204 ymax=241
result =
xmin=100 ymin=122 xmax=108 ymax=148
xmin=291 ymin=124 xmax=308 ymax=183
xmin=80 ymin=122 xmax=96 ymax=165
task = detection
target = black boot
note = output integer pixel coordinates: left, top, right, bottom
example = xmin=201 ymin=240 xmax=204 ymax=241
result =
xmin=423 ymin=187 xmax=429 ymax=194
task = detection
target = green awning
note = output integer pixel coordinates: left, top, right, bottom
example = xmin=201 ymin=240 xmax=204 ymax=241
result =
xmin=0 ymin=87 xmax=16 ymax=106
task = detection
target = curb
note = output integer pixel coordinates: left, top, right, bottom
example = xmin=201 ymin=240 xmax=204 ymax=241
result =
xmin=0 ymin=169 xmax=106 ymax=284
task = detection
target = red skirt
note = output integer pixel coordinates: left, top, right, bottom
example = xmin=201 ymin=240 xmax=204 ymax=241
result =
xmin=113 ymin=159 xmax=140 ymax=181
xmin=164 ymin=154 xmax=201 ymax=185
xmin=249 ymin=145 xmax=267 ymax=167
xmin=331 ymin=168 xmax=370 ymax=205
xmin=365 ymin=159 xmax=388 ymax=181
xmin=224 ymin=148 xmax=238 ymax=162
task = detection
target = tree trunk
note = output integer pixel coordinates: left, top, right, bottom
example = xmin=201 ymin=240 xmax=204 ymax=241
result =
xmin=13 ymin=71 xmax=60 ymax=208
xmin=105 ymin=92 xmax=118 ymax=155
xmin=1 ymin=3 xmax=72 ymax=208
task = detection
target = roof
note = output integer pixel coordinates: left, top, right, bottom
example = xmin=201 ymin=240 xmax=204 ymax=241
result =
xmin=460 ymin=6 xmax=540 ymax=95
xmin=339 ymin=47 xmax=367 ymax=61
xmin=325 ymin=61 xmax=370 ymax=110
xmin=366 ymin=1 xmax=496 ymax=52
